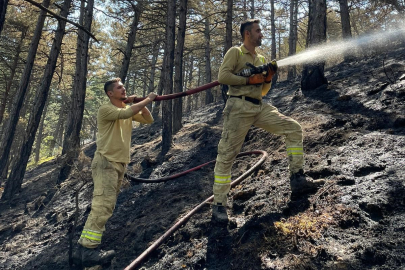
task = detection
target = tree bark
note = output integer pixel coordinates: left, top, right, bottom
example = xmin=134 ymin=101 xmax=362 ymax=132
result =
xmin=339 ymin=0 xmax=353 ymax=61
xmin=0 ymin=0 xmax=50 ymax=183
xmin=119 ymin=1 xmax=143 ymax=83
xmin=301 ymin=0 xmax=328 ymax=91
xmin=270 ymin=0 xmax=276 ymax=60
xmin=173 ymin=0 xmax=187 ymax=134
xmin=287 ymin=0 xmax=298 ymax=80
xmin=224 ymin=0 xmax=233 ymax=55
xmin=147 ymin=42 xmax=159 ymax=111
xmin=0 ymin=0 xmax=8 ymax=34
xmin=185 ymin=55 xmax=194 ymax=113
xmin=221 ymin=0 xmax=233 ymax=103
xmin=1 ymin=0 xmax=72 ymax=201
xmin=204 ymin=16 xmax=213 ymax=105
xmin=339 ymin=0 xmax=352 ymax=39
xmin=34 ymin=96 xmax=49 ymax=163
xmin=161 ymin=0 xmax=175 ymax=155
xmin=49 ymin=99 xmax=66 ymax=156
xmin=58 ymin=0 xmax=94 ymax=183
xmin=0 ymin=26 xmax=27 ymax=126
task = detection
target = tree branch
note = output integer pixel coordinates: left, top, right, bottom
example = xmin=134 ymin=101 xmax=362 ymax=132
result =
xmin=23 ymin=0 xmax=99 ymax=42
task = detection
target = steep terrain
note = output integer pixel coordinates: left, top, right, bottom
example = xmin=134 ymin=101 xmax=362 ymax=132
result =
xmin=0 ymin=42 xmax=404 ymax=270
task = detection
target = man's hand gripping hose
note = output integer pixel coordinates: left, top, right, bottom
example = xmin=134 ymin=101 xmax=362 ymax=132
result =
xmin=240 ymin=60 xmax=278 ymax=85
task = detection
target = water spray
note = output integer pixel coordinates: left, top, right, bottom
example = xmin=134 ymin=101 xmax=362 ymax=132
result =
xmin=277 ymin=26 xmax=405 ymax=68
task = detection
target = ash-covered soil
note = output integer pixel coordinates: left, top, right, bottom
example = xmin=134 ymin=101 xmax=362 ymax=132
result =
xmin=0 ymin=43 xmax=404 ymax=270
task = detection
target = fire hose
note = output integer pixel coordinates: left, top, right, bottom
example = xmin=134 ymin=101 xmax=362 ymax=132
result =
xmin=124 ymin=150 xmax=268 ymax=270
xmin=122 ymin=62 xmax=275 ymax=269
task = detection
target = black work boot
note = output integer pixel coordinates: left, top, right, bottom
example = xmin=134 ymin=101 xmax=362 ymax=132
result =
xmin=212 ymin=204 xmax=229 ymax=224
xmin=290 ymin=169 xmax=325 ymax=198
xmin=72 ymin=245 xmax=116 ymax=267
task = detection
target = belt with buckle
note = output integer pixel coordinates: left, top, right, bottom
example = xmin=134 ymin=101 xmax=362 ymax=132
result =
xmin=229 ymin=95 xmax=261 ymax=105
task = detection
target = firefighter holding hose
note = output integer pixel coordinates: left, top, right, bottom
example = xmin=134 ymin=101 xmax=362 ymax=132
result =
xmin=73 ymin=78 xmax=157 ymax=267
xmin=212 ymin=19 xmax=325 ymax=223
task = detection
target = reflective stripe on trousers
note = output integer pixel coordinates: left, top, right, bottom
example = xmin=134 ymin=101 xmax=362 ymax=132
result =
xmin=213 ymin=98 xmax=303 ymax=205
xmin=78 ymin=152 xmax=126 ymax=248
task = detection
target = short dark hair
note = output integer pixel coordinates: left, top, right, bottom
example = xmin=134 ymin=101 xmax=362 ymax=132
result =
xmin=104 ymin=78 xmax=121 ymax=95
xmin=240 ymin=19 xmax=260 ymax=40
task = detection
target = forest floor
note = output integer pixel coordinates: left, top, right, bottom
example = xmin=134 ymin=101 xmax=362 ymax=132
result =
xmin=0 ymin=42 xmax=405 ymax=270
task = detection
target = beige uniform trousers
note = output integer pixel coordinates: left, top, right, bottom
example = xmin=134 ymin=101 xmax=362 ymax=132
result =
xmin=213 ymin=97 xmax=304 ymax=205
xmin=78 ymin=152 xmax=126 ymax=248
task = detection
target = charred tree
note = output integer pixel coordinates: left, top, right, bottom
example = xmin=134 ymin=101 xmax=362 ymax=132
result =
xmin=224 ymin=0 xmax=233 ymax=55
xmin=0 ymin=0 xmax=50 ymax=183
xmin=58 ymin=0 xmax=94 ymax=183
xmin=161 ymin=0 xmax=175 ymax=155
xmin=147 ymin=42 xmax=160 ymax=111
xmin=0 ymin=0 xmax=8 ymax=34
xmin=270 ymin=0 xmax=276 ymax=60
xmin=339 ymin=0 xmax=352 ymax=39
xmin=0 ymin=25 xmax=27 ymax=126
xmin=287 ymin=0 xmax=298 ymax=80
xmin=301 ymin=0 xmax=328 ymax=91
xmin=34 ymin=97 xmax=49 ymax=163
xmin=221 ymin=0 xmax=233 ymax=103
xmin=173 ymin=0 xmax=187 ymax=134
xmin=1 ymin=0 xmax=71 ymax=201
xmin=204 ymin=15 xmax=213 ymax=105
xmin=338 ymin=0 xmax=353 ymax=61
xmin=119 ymin=1 xmax=143 ymax=83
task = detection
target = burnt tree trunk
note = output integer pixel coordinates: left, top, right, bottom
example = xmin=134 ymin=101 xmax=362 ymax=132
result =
xmin=339 ymin=0 xmax=352 ymax=39
xmin=173 ymin=0 xmax=187 ymax=134
xmin=58 ymin=0 xmax=94 ymax=183
xmin=0 ymin=0 xmax=8 ymax=34
xmin=270 ymin=0 xmax=276 ymax=60
xmin=34 ymin=96 xmax=49 ymax=163
xmin=1 ymin=0 xmax=71 ymax=201
xmin=147 ymin=42 xmax=159 ymax=111
xmin=0 ymin=0 xmax=50 ymax=183
xmin=185 ymin=55 xmax=194 ymax=113
xmin=287 ymin=0 xmax=298 ymax=80
xmin=204 ymin=15 xmax=213 ymax=105
xmin=221 ymin=0 xmax=233 ymax=103
xmin=339 ymin=0 xmax=353 ymax=61
xmin=119 ymin=1 xmax=142 ymax=83
xmin=0 ymin=26 xmax=27 ymax=126
xmin=161 ymin=0 xmax=175 ymax=155
xmin=301 ymin=0 xmax=328 ymax=91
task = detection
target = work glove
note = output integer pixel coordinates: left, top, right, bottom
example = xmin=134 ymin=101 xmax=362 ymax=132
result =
xmin=247 ymin=73 xmax=265 ymax=85
xmin=264 ymin=60 xmax=278 ymax=83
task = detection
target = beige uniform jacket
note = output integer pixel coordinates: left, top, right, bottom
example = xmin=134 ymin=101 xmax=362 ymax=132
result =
xmin=218 ymin=44 xmax=272 ymax=100
xmin=95 ymin=102 xmax=153 ymax=164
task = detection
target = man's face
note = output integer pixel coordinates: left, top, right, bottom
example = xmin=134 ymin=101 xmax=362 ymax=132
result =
xmin=247 ymin=23 xmax=263 ymax=47
xmin=108 ymin=81 xmax=127 ymax=101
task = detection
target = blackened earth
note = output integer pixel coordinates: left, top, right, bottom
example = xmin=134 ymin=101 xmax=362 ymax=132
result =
xmin=0 ymin=43 xmax=404 ymax=270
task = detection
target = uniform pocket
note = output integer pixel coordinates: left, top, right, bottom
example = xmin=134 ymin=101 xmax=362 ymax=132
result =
xmin=91 ymin=154 xmax=104 ymax=195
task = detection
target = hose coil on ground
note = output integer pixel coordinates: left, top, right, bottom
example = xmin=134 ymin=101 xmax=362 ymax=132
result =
xmin=124 ymin=150 xmax=268 ymax=270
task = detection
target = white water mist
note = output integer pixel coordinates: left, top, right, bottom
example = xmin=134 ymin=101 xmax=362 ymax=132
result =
xmin=277 ymin=26 xmax=405 ymax=68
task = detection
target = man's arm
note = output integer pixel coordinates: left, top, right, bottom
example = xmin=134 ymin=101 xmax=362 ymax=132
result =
xmin=98 ymin=92 xmax=157 ymax=121
xmin=128 ymin=93 xmax=156 ymax=115
xmin=218 ymin=47 xmax=248 ymax=86
xmin=132 ymin=107 xmax=154 ymax=124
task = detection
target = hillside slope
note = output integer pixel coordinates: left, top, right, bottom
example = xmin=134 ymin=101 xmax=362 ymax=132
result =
xmin=0 ymin=43 xmax=404 ymax=270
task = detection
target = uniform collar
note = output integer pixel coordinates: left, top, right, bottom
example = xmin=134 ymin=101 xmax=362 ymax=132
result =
xmin=240 ymin=44 xmax=256 ymax=55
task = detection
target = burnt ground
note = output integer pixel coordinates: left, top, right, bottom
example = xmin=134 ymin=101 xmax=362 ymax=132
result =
xmin=0 ymin=42 xmax=405 ymax=270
